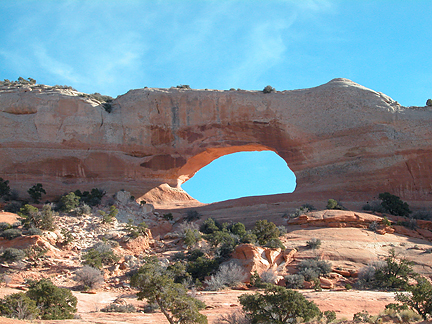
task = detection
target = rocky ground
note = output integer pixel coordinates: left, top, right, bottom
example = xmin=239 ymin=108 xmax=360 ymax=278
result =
xmin=0 ymin=193 xmax=432 ymax=323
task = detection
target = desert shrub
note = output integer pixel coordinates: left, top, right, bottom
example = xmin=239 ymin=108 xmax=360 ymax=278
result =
xmin=264 ymin=237 xmax=285 ymax=249
xmin=252 ymin=220 xmax=280 ymax=245
xmin=0 ymin=177 xmax=10 ymax=198
xmin=324 ymin=310 xmax=337 ymax=323
xmin=0 ymin=292 xmax=40 ymax=320
xmin=263 ymin=85 xmax=276 ymax=93
xmin=74 ymin=188 xmax=105 ymax=206
xmin=0 ymin=222 xmax=12 ymax=231
xmin=60 ymin=192 xmax=80 ymax=212
xmin=229 ymin=222 xmax=247 ymax=237
xmin=260 ymin=269 xmax=278 ymax=284
xmin=1 ymin=228 xmax=22 ymax=240
xmin=395 ymin=276 xmax=432 ymax=320
xmin=369 ymin=221 xmax=379 ymax=232
xmin=26 ymin=278 xmax=77 ymax=319
xmin=19 ymin=204 xmax=54 ymax=231
xmin=2 ymin=248 xmax=25 ymax=261
xmin=285 ymin=274 xmax=305 ymax=289
xmin=215 ymin=310 xmax=251 ymax=324
xmin=353 ymin=310 xmax=371 ymax=323
xmin=204 ymin=261 xmax=247 ymax=291
xmin=411 ymin=210 xmax=432 ymax=221
xmin=27 ymin=183 xmax=46 ymax=203
xmin=200 ymin=217 xmax=222 ymax=234
xmin=186 ymin=209 xmax=201 ymax=222
xmin=373 ymin=249 xmax=416 ymax=290
xmin=362 ymin=201 xmax=386 ymax=213
xmin=4 ymin=202 xmax=22 ymax=213
xmin=74 ymin=265 xmax=104 ymax=290
xmin=82 ymin=243 xmax=119 ymax=269
xmin=124 ymin=219 xmax=148 ymax=238
xmin=356 ymin=262 xmax=384 ymax=289
xmin=24 ymin=245 xmax=47 ymax=261
xmin=298 ymin=259 xmax=332 ymax=281
xmin=306 ymin=238 xmax=321 ymax=250
xmin=239 ymin=285 xmax=321 ymax=323
xmin=378 ymin=192 xmax=411 ymax=217
xmin=176 ymin=84 xmax=191 ymax=89
xmin=186 ymin=255 xmax=219 ymax=281
xmin=163 ymin=213 xmax=173 ymax=221
xmin=25 ymin=227 xmax=42 ymax=236
xmin=240 ymin=231 xmax=257 ymax=244
xmin=100 ymin=205 xmax=118 ymax=224
xmin=101 ymin=303 xmax=136 ymax=313
xmin=326 ymin=199 xmax=345 ymax=210
xmin=205 ymin=230 xmax=236 ymax=249
xmin=184 ymin=228 xmax=202 ymax=248
xmin=249 ymin=271 xmax=265 ymax=288
xmin=131 ymin=256 xmax=207 ymax=324
xmin=427 ymin=99 xmax=432 ymax=106
xmin=73 ymin=203 xmax=91 ymax=216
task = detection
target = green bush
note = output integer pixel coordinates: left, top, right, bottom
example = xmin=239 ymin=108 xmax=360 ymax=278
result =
xmin=4 ymin=202 xmax=22 ymax=213
xmin=285 ymin=274 xmax=305 ymax=289
xmin=326 ymin=199 xmax=345 ymax=210
xmin=186 ymin=255 xmax=219 ymax=281
xmin=1 ymin=228 xmax=22 ymax=240
xmin=131 ymin=256 xmax=207 ymax=324
xmin=124 ymin=219 xmax=148 ymax=238
xmin=252 ymin=220 xmax=280 ymax=245
xmin=264 ymin=237 xmax=285 ymax=249
xmin=263 ymin=85 xmax=276 ymax=93
xmin=60 ymin=192 xmax=81 ymax=212
xmin=0 ymin=222 xmax=12 ymax=231
xmin=306 ymin=238 xmax=321 ymax=250
xmin=27 ymin=183 xmax=46 ymax=203
xmin=184 ymin=228 xmax=202 ymax=248
xmin=2 ymin=248 xmax=25 ymax=261
xmin=378 ymin=192 xmax=411 ymax=217
xmin=186 ymin=210 xmax=201 ymax=222
xmin=25 ymin=227 xmax=42 ymax=236
xmin=26 ymin=279 xmax=77 ymax=319
xmin=297 ymin=259 xmax=332 ymax=281
xmin=74 ymin=188 xmax=105 ymax=206
xmin=0 ymin=292 xmax=39 ymax=320
xmin=82 ymin=243 xmax=119 ymax=269
xmin=200 ymin=217 xmax=222 ymax=234
xmin=19 ymin=204 xmax=54 ymax=231
xmin=395 ymin=276 xmax=432 ymax=320
xmin=100 ymin=205 xmax=118 ymax=224
xmin=101 ymin=303 xmax=136 ymax=313
xmin=324 ymin=310 xmax=337 ymax=323
xmin=0 ymin=177 xmax=10 ymax=198
xmin=239 ymin=285 xmax=321 ymax=323
xmin=373 ymin=249 xmax=416 ymax=290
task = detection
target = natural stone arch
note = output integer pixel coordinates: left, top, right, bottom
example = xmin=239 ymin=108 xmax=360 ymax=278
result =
xmin=1 ymin=78 xmax=432 ymax=207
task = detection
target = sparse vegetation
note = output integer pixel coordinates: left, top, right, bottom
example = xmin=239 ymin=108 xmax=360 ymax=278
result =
xmin=74 ymin=265 xmax=104 ymax=290
xmin=124 ymin=219 xmax=148 ymax=238
xmin=252 ymin=219 xmax=280 ymax=246
xmin=82 ymin=243 xmax=119 ymax=269
xmin=395 ymin=276 xmax=432 ymax=320
xmin=239 ymin=285 xmax=321 ymax=323
xmin=27 ymin=183 xmax=46 ymax=203
xmin=297 ymin=259 xmax=332 ymax=281
xmin=60 ymin=192 xmax=81 ymax=212
xmin=326 ymin=198 xmax=345 ymax=210
xmin=0 ymin=177 xmax=11 ymax=198
xmin=25 ymin=278 xmax=77 ymax=319
xmin=1 ymin=228 xmax=22 ymax=240
xmin=204 ymin=261 xmax=247 ymax=291
xmin=101 ymin=303 xmax=136 ymax=313
xmin=306 ymin=238 xmax=322 ymax=250
xmin=131 ymin=256 xmax=208 ymax=324
xmin=0 ymin=292 xmax=40 ymax=320
xmin=2 ymin=247 xmax=26 ymax=261
xmin=100 ymin=205 xmax=118 ymax=224
xmin=285 ymin=274 xmax=305 ymax=289
xmin=378 ymin=192 xmax=411 ymax=217
xmin=263 ymin=85 xmax=276 ymax=93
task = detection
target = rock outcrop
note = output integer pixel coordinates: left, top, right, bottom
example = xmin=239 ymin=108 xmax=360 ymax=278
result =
xmin=1 ymin=79 xmax=432 ymax=204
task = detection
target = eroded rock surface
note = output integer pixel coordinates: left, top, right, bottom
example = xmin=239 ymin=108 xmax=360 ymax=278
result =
xmin=1 ymin=79 xmax=432 ymax=204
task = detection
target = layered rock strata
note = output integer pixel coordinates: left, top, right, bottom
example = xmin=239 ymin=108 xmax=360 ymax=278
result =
xmin=1 ymin=79 xmax=432 ymax=204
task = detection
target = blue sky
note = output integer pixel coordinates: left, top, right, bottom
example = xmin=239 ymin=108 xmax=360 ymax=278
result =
xmin=1 ymin=1 xmax=431 ymax=203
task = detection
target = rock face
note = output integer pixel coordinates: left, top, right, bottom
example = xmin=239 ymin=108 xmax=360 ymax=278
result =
xmin=1 ymin=79 xmax=432 ymax=204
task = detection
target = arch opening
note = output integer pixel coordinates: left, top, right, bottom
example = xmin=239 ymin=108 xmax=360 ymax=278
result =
xmin=180 ymin=150 xmax=296 ymax=204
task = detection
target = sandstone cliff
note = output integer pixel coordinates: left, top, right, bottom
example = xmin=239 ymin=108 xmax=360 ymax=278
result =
xmin=1 ymin=79 xmax=432 ymax=204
